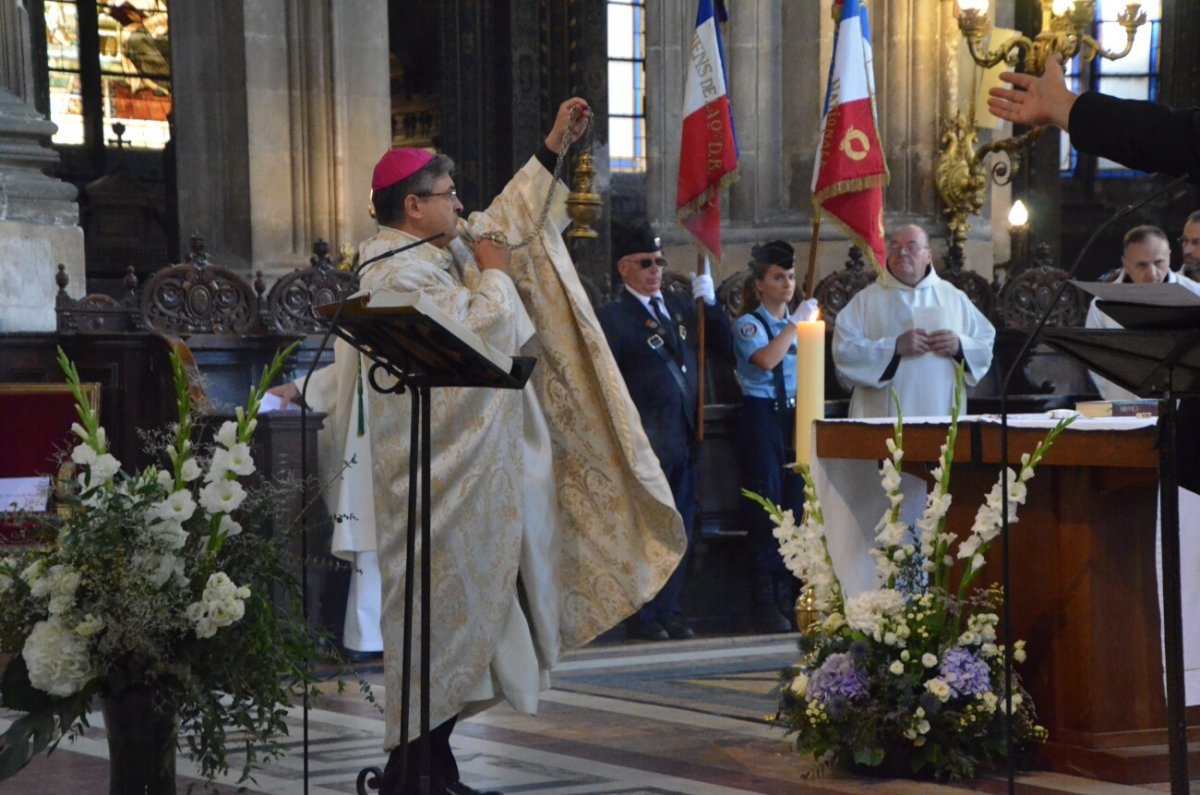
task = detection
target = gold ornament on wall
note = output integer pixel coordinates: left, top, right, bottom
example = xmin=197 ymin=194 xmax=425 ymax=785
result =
xmin=935 ymin=0 xmax=1146 ymax=247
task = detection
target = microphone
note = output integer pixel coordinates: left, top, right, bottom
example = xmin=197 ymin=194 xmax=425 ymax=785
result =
xmin=289 ymin=227 xmax=443 ymax=788
xmin=994 ymin=171 xmax=1189 ymax=794
xmin=354 ymin=231 xmax=448 ymax=279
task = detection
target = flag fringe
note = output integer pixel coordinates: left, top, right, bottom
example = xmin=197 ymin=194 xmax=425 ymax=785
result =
xmin=676 ymin=168 xmax=741 ymax=221
xmin=811 ymin=173 xmax=889 ymax=208
xmin=815 ymin=211 xmax=886 ymax=278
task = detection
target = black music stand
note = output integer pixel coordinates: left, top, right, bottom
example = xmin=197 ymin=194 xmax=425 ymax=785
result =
xmin=315 ymin=293 xmax=535 ymax=795
xmin=1043 ymin=300 xmax=1200 ymax=795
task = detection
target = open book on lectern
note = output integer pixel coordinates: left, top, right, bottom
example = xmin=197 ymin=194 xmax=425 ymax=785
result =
xmin=1070 ymin=280 xmax=1200 ymax=329
xmin=315 ymin=290 xmax=535 ymax=389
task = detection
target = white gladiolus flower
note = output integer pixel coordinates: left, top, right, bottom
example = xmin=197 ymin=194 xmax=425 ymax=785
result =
xmin=179 ymin=457 xmax=203 ymax=482
xmin=221 ymin=443 xmax=255 ymax=477
xmin=154 ymin=520 xmax=189 ymax=551
xmin=90 ymin=453 xmax=121 ymax=480
xmin=70 ymin=443 xmax=97 ymax=466
xmin=156 ymin=469 xmax=174 ymax=490
xmin=215 ymin=420 xmax=239 ymax=448
xmin=154 ymin=490 xmax=197 ymax=523
xmin=218 ymin=515 xmax=243 ymax=537
xmin=199 ymin=479 xmax=247 ymax=514
xmin=70 ymin=422 xmax=88 ymax=440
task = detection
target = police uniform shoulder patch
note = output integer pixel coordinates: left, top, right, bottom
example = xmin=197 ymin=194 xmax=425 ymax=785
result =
xmin=738 ymin=321 xmax=759 ymax=340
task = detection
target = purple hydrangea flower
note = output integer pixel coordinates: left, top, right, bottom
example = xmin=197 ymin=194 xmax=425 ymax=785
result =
xmin=938 ymin=646 xmax=991 ymax=698
xmin=807 ymin=652 xmax=870 ymax=704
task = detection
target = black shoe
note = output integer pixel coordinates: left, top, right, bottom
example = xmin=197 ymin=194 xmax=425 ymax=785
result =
xmin=752 ymin=602 xmax=792 ymax=634
xmin=345 ymin=650 xmax=383 ymax=663
xmin=625 ymin=617 xmax=669 ymax=641
xmin=662 ymin=615 xmax=695 ymax=640
xmin=445 ymin=782 xmax=502 ymax=795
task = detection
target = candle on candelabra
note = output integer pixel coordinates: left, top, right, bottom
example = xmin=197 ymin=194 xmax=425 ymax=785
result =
xmin=1008 ymin=199 xmax=1030 ymax=274
xmin=793 ymin=307 xmax=826 ymax=470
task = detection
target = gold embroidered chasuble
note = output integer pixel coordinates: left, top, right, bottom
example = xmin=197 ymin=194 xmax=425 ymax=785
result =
xmin=354 ymin=156 xmax=685 ymax=748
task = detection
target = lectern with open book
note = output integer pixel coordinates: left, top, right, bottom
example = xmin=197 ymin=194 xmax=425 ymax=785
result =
xmin=1041 ymin=280 xmax=1200 ymax=794
xmin=316 ymin=289 xmax=535 ymax=795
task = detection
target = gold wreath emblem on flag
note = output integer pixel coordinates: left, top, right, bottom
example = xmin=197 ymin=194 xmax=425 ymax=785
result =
xmin=839 ymin=126 xmax=870 ymax=161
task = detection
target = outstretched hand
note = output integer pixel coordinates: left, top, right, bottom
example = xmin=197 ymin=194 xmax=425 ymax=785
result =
xmin=545 ymin=98 xmax=592 ymax=153
xmin=987 ymin=53 xmax=1077 ymax=131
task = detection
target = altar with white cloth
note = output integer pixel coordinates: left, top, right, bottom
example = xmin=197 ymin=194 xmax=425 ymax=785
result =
xmin=810 ymin=414 xmax=1200 ymax=783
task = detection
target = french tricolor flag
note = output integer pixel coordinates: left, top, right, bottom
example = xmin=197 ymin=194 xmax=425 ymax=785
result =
xmin=676 ymin=0 xmax=738 ymax=263
xmin=812 ymin=0 xmax=889 ymax=274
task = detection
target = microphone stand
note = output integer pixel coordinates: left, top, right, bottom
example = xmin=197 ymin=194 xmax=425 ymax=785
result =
xmin=292 ymin=231 xmax=444 ymax=794
xmin=995 ymin=173 xmax=1189 ymax=794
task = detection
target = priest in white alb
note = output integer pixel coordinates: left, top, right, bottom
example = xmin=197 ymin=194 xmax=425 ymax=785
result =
xmin=832 ymin=224 xmax=995 ymax=419
xmin=338 ymin=99 xmax=686 ymax=795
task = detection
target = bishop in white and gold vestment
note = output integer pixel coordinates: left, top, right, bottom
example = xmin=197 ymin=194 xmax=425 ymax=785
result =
xmin=334 ymin=101 xmax=685 ymax=792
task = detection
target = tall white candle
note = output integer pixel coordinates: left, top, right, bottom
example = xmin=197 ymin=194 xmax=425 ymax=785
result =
xmin=794 ymin=312 xmax=826 ymax=469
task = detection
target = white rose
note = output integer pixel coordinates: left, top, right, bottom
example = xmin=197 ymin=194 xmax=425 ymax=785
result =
xmin=922 ymin=653 xmax=938 ymax=668
xmin=925 ymin=677 xmax=951 ymax=702
xmin=889 ymin=661 xmax=904 ymax=675
xmin=74 ymin=614 xmax=104 ymax=638
xmin=789 ymin=673 xmax=808 ymax=698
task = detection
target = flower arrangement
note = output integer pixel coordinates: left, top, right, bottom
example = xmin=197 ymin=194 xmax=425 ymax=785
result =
xmin=748 ymin=369 xmax=1072 ymax=780
xmin=0 ymin=344 xmax=322 ymax=787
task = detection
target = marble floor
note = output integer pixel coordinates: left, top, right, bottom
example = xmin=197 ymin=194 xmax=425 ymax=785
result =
xmin=2 ymin=633 xmax=1198 ymax=794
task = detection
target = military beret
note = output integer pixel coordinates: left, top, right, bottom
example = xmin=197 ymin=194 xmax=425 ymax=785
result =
xmin=612 ymin=221 xmax=663 ymax=264
xmin=750 ymin=240 xmax=796 ymax=268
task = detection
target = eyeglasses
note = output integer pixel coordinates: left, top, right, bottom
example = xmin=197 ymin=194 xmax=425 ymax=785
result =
xmin=416 ymin=189 xmax=458 ymax=202
xmin=624 ymin=256 xmax=668 ymax=269
xmin=887 ymin=242 xmax=929 ymax=255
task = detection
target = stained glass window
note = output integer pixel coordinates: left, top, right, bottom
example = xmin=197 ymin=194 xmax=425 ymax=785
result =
xmin=1061 ymin=0 xmax=1160 ymax=176
xmin=43 ymin=1 xmax=172 ymax=150
xmin=608 ymin=0 xmax=646 ymax=173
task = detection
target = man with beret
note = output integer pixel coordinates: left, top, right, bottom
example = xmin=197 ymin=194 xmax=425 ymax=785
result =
xmin=597 ymin=223 xmax=731 ymax=641
xmin=331 ymin=101 xmax=687 ymax=795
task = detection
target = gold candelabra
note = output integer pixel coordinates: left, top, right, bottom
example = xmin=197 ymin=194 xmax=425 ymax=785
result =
xmin=935 ymin=0 xmax=1146 ymax=248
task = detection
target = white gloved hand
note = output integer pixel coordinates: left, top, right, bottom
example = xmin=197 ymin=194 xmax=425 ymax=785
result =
xmin=797 ymin=297 xmax=820 ymax=320
xmin=691 ymin=273 xmax=716 ymax=305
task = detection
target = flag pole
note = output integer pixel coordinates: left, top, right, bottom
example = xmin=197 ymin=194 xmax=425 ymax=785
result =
xmin=695 ymin=249 xmax=706 ymax=441
xmin=803 ymin=214 xmax=822 ymax=300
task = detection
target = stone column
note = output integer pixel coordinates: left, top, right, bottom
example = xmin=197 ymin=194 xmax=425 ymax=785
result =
xmin=172 ymin=0 xmax=389 ymax=276
xmin=0 ymin=0 xmax=85 ymax=331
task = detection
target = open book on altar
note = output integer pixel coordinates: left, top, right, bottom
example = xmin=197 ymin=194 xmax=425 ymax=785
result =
xmin=316 ymin=290 xmax=535 ymax=389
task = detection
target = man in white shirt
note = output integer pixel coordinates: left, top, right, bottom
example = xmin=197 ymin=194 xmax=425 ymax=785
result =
xmin=1085 ymin=224 xmax=1200 ymax=400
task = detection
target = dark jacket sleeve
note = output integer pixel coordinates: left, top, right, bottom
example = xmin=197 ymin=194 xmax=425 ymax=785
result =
xmin=1068 ymin=92 xmax=1200 ymax=180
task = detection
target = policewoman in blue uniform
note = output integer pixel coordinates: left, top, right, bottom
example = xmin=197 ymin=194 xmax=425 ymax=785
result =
xmin=734 ymin=241 xmax=813 ymax=633
xmin=597 ymin=222 xmax=731 ymax=641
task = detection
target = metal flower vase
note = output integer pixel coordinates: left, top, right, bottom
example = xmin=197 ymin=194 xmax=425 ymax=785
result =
xmin=100 ymin=687 xmax=178 ymax=795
